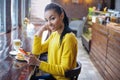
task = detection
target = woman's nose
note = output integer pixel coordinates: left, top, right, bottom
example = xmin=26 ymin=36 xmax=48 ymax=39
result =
xmin=47 ymin=20 xmax=52 ymax=26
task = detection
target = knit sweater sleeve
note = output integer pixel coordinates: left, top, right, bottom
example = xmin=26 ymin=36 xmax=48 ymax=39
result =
xmin=32 ymin=34 xmax=53 ymax=55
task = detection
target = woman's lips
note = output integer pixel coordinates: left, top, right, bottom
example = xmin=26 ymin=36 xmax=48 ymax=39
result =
xmin=50 ymin=26 xmax=55 ymax=30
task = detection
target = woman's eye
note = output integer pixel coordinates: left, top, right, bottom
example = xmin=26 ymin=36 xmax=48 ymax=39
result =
xmin=50 ymin=17 xmax=55 ymax=20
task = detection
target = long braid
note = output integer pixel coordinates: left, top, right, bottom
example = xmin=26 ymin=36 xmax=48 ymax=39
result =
xmin=59 ymin=9 xmax=72 ymax=45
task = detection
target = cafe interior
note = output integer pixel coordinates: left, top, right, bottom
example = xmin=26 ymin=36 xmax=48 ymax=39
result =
xmin=0 ymin=0 xmax=120 ymax=80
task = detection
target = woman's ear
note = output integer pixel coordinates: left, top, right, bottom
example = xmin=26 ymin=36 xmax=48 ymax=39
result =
xmin=60 ymin=12 xmax=64 ymax=20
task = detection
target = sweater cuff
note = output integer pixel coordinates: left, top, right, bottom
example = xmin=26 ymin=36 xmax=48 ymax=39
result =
xmin=34 ymin=35 xmax=42 ymax=40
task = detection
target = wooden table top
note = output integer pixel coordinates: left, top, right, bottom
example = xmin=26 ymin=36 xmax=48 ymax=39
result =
xmin=0 ymin=27 xmax=35 ymax=80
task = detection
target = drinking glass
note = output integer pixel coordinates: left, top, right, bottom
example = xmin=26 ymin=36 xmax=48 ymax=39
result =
xmin=13 ymin=39 xmax=22 ymax=51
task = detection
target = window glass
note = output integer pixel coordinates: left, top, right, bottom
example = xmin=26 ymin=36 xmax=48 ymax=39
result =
xmin=11 ymin=0 xmax=18 ymax=28
xmin=21 ymin=0 xmax=26 ymax=25
xmin=0 ymin=0 xmax=6 ymax=32
xmin=0 ymin=0 xmax=6 ymax=57
xmin=11 ymin=0 xmax=18 ymax=40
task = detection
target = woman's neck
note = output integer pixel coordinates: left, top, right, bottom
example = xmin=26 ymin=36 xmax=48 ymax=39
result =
xmin=57 ymin=23 xmax=64 ymax=34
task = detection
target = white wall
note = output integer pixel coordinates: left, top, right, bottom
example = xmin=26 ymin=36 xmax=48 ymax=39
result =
xmin=31 ymin=0 xmax=51 ymax=20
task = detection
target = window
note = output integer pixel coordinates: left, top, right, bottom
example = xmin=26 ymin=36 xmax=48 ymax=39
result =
xmin=11 ymin=0 xmax=18 ymax=40
xmin=21 ymin=0 xmax=26 ymax=25
xmin=0 ymin=0 xmax=6 ymax=32
xmin=0 ymin=0 xmax=6 ymax=54
xmin=11 ymin=0 xmax=18 ymax=28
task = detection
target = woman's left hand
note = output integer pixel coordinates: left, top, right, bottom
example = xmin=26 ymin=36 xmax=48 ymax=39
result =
xmin=25 ymin=54 xmax=41 ymax=66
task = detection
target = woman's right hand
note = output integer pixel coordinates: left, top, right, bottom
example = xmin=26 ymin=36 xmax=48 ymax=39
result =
xmin=25 ymin=54 xmax=41 ymax=66
xmin=35 ymin=23 xmax=49 ymax=37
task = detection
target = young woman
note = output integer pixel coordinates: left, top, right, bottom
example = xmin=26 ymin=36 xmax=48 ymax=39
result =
xmin=27 ymin=3 xmax=78 ymax=80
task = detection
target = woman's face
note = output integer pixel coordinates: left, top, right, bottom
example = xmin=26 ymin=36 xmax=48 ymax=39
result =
xmin=44 ymin=9 xmax=64 ymax=32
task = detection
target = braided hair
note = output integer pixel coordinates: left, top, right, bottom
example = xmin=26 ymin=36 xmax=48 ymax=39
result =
xmin=45 ymin=3 xmax=72 ymax=45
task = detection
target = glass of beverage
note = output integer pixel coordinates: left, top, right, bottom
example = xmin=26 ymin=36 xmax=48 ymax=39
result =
xmin=13 ymin=39 xmax=22 ymax=51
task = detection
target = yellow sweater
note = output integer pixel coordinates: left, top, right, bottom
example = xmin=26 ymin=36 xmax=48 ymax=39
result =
xmin=32 ymin=32 xmax=78 ymax=80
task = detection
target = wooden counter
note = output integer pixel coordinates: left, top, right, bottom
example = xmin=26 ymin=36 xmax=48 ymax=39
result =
xmin=90 ymin=23 xmax=120 ymax=80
